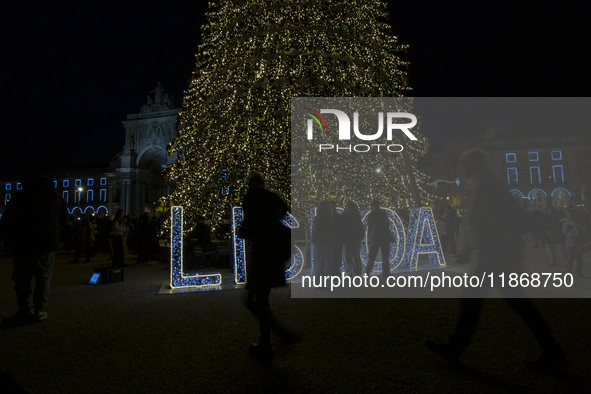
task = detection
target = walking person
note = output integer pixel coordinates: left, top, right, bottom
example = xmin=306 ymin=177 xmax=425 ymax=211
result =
xmin=0 ymin=172 xmax=67 ymax=326
xmin=426 ymin=150 xmax=568 ymax=368
xmin=239 ymin=173 xmax=295 ymax=360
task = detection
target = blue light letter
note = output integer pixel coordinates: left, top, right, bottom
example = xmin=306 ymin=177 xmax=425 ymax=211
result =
xmin=170 ymin=206 xmax=222 ymax=288
xmin=404 ymin=207 xmax=446 ymax=269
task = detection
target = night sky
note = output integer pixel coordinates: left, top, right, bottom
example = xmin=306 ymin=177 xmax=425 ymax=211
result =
xmin=1 ymin=1 xmax=589 ymax=176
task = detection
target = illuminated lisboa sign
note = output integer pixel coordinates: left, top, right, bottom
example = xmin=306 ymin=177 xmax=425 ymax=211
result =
xmin=170 ymin=205 xmax=445 ymax=289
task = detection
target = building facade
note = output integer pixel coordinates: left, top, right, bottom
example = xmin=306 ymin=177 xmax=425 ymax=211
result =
xmin=113 ymin=82 xmax=178 ymax=217
xmin=2 ymin=171 xmax=116 ymax=217
xmin=0 ymin=83 xmax=179 ymax=218
xmin=429 ymin=130 xmax=591 ymax=213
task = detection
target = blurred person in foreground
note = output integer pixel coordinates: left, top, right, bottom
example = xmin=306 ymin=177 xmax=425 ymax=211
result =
xmin=239 ymin=173 xmax=296 ymax=360
xmin=0 ymin=172 xmax=67 ymax=327
xmin=426 ymin=149 xmax=568 ymax=369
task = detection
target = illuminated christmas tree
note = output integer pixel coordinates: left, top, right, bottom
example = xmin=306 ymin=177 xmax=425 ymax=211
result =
xmin=160 ymin=0 xmax=428 ymax=234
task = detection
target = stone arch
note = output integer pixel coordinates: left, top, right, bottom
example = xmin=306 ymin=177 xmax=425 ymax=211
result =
xmin=137 ymin=146 xmax=168 ymax=173
xmin=551 ymin=188 xmax=571 ymax=209
xmin=528 ymin=189 xmax=547 ymax=211
xmin=509 ymin=189 xmax=525 ymax=208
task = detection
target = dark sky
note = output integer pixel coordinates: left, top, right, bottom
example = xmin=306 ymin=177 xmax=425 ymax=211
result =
xmin=1 ymin=1 xmax=589 ymax=175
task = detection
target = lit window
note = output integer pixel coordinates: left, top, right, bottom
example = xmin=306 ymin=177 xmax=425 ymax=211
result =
xmin=63 ymin=191 xmax=69 ymax=203
xmin=75 ymin=179 xmax=82 ymax=186
xmin=553 ymin=165 xmax=565 ymax=183
xmin=63 ymin=180 xmax=69 ymax=188
xmin=87 ymin=178 xmax=94 ymax=186
xmin=87 ymin=189 xmax=94 ymax=202
xmin=53 ymin=180 xmax=58 ymax=188
xmin=530 ymin=166 xmax=541 ymax=184
xmin=16 ymin=183 xmax=22 ymax=190
xmin=551 ymin=150 xmax=562 ymax=160
xmin=507 ymin=168 xmax=518 ymax=185
xmin=506 ymin=153 xmax=516 ymax=163
xmin=528 ymin=152 xmax=539 ymax=161
xmin=5 ymin=183 xmax=11 ymax=191
xmin=100 ymin=189 xmax=107 ymax=202
xmin=4 ymin=194 xmax=10 ymax=205
xmin=100 ymin=178 xmax=107 ymax=185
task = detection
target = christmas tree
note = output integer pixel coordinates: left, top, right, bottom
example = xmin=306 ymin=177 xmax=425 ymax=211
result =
xmin=160 ymin=0 xmax=428 ymax=234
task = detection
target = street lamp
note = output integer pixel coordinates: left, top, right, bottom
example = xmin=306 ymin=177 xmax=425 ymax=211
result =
xmin=77 ymin=187 xmax=85 ymax=216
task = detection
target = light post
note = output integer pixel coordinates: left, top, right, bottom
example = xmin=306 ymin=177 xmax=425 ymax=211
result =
xmin=78 ymin=187 xmax=85 ymax=215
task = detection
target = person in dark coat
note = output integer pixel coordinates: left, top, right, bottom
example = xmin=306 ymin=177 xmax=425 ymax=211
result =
xmin=137 ymin=212 xmax=160 ymax=265
xmin=110 ymin=209 xmax=129 ymax=268
xmin=364 ymin=199 xmax=392 ymax=278
xmin=441 ymin=203 xmax=458 ymax=255
xmin=426 ymin=150 xmax=568 ymax=369
xmin=311 ymin=201 xmax=335 ymax=278
xmin=0 ymin=172 xmax=67 ymax=326
xmin=239 ymin=173 xmax=294 ymax=359
xmin=341 ymin=201 xmax=364 ymax=276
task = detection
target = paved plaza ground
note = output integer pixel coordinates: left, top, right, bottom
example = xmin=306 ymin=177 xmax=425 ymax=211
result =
xmin=0 ymin=245 xmax=590 ymax=393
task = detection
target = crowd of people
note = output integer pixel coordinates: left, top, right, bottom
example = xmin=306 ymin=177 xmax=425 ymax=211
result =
xmin=1 ymin=168 xmax=589 ymax=369
xmin=312 ymin=198 xmax=405 ymax=279
xmin=525 ymin=205 xmax=591 ymax=276
xmin=61 ymin=210 xmax=162 ymax=267
xmin=311 ymin=195 xmax=590 ymax=280
xmin=311 ymin=198 xmax=462 ymax=279
xmin=0 ymin=180 xmax=163 ymax=328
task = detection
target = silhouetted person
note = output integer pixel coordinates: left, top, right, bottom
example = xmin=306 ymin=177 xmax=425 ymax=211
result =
xmin=364 ymin=199 xmax=392 ymax=279
xmin=239 ymin=173 xmax=294 ymax=360
xmin=191 ymin=216 xmax=212 ymax=249
xmin=189 ymin=216 xmax=213 ymax=268
xmin=137 ymin=212 xmax=160 ymax=265
xmin=562 ymin=206 xmax=589 ymax=276
xmin=542 ymin=207 xmax=563 ymax=266
xmin=529 ymin=210 xmax=545 ymax=248
xmin=70 ymin=215 xmax=86 ymax=263
xmin=311 ymin=201 xmax=335 ymax=278
xmin=110 ymin=209 xmax=129 ymax=268
xmin=0 ymin=172 xmax=67 ymax=326
xmin=440 ymin=203 xmax=458 ymax=255
xmin=62 ymin=215 xmax=75 ymax=252
xmin=341 ymin=201 xmax=364 ymax=276
xmin=96 ymin=214 xmax=112 ymax=256
xmin=72 ymin=215 xmax=95 ymax=263
xmin=426 ymin=150 xmax=568 ymax=369
xmin=575 ymin=207 xmax=591 ymax=267
xmin=328 ymin=201 xmax=344 ymax=275
xmin=86 ymin=215 xmax=97 ymax=260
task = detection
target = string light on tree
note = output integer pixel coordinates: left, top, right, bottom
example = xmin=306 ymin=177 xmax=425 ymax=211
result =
xmin=160 ymin=0 xmax=417 ymax=233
